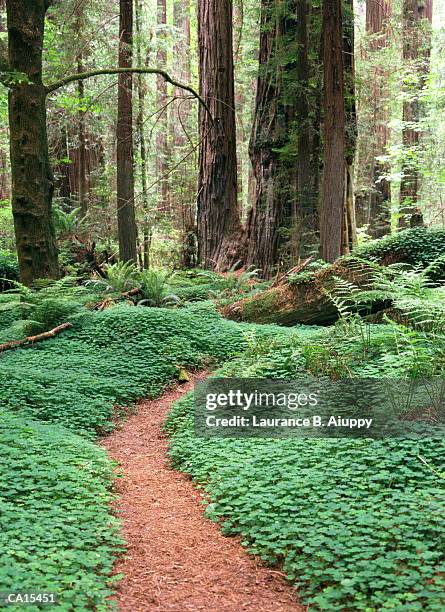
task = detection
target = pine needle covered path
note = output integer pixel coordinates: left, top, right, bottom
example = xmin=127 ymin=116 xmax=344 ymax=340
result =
xmin=102 ymin=373 xmax=301 ymax=612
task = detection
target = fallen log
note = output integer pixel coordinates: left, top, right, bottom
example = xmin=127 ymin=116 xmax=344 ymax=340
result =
xmin=222 ymin=258 xmax=382 ymax=326
xmin=0 ymin=323 xmax=73 ymax=353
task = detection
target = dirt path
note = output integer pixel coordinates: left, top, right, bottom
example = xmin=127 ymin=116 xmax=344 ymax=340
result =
xmin=102 ymin=373 xmax=302 ymax=612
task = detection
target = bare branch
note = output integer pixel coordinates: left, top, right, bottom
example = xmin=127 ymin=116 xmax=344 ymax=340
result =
xmin=45 ymin=67 xmax=212 ymax=119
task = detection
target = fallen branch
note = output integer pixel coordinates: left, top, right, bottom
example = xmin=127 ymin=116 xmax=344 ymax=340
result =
xmin=271 ymin=256 xmax=315 ymax=288
xmin=0 ymin=323 xmax=73 ymax=353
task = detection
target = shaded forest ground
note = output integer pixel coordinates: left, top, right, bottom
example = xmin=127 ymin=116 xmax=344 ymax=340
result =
xmin=103 ymin=374 xmax=300 ymax=612
xmin=1 ymin=228 xmax=445 ymax=609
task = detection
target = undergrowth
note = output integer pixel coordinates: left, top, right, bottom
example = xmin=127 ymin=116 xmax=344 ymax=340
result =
xmin=0 ymin=302 xmax=265 ymax=610
xmin=166 ymin=324 xmax=445 ymax=611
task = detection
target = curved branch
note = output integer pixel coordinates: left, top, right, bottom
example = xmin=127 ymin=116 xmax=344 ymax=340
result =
xmin=45 ymin=67 xmax=212 ymax=119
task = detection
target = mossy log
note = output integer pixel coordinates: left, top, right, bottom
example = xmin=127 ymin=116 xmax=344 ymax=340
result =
xmin=222 ymin=259 xmax=383 ymax=326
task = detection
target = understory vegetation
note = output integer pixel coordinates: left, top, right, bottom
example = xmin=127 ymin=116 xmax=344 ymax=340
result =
xmin=1 ymin=226 xmax=445 ymax=609
xmin=167 ymin=324 xmax=445 ymax=610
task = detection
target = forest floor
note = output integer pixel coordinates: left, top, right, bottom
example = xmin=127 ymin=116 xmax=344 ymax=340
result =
xmin=102 ymin=373 xmax=301 ymax=612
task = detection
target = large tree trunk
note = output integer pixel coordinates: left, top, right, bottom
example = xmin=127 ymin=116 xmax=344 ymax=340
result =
xmin=7 ymin=0 xmax=59 ymax=285
xmin=294 ymin=0 xmax=318 ymax=259
xmin=320 ymin=0 xmax=345 ymax=263
xmin=365 ymin=0 xmax=392 ymax=238
xmin=223 ymin=259 xmax=380 ymax=326
xmin=399 ymin=0 xmax=432 ymax=227
xmin=246 ymin=0 xmax=297 ymax=278
xmin=117 ymin=0 xmax=137 ymax=262
xmin=197 ymin=0 xmax=243 ymax=270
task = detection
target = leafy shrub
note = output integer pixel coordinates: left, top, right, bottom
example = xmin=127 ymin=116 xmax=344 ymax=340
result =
xmin=353 ymin=227 xmax=445 ymax=268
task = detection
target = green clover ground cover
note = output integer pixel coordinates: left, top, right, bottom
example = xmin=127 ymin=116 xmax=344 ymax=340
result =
xmin=0 ymin=303 xmax=269 ymax=610
xmin=166 ymin=326 xmax=445 ymax=611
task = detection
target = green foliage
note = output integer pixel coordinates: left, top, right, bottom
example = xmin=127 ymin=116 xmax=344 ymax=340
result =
xmin=53 ymin=206 xmax=86 ymax=238
xmin=86 ymin=261 xmax=140 ymax=295
xmin=166 ymin=326 xmax=445 ymax=611
xmin=0 ymin=303 xmax=250 ymax=434
xmin=198 ymin=266 xmax=263 ymax=299
xmin=353 ymin=228 xmax=445 ymax=268
xmin=0 ymin=250 xmax=19 ymax=291
xmin=0 ymin=278 xmax=98 ymax=341
xmin=138 ymin=269 xmax=179 ymax=307
xmin=0 ymin=303 xmax=254 ymax=608
xmin=0 ymin=410 xmax=123 ymax=610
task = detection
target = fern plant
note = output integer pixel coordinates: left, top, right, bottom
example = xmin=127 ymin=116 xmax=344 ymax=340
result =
xmin=138 ymin=269 xmax=179 ymax=307
xmin=86 ymin=261 xmax=140 ymax=294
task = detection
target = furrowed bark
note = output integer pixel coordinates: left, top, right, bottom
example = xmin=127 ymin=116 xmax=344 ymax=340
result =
xmin=197 ymin=0 xmax=243 ymax=271
xmin=117 ymin=0 xmax=137 ymax=262
xmin=320 ymin=0 xmax=345 ymax=263
xmin=7 ymin=0 xmax=59 ymax=285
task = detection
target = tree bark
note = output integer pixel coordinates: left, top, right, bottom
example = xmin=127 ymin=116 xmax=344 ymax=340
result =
xmin=156 ymin=0 xmax=170 ymax=216
xmin=246 ymin=0 xmax=299 ymax=278
xmin=197 ymin=0 xmax=243 ymax=270
xmin=117 ymin=0 xmax=137 ymax=262
xmin=365 ymin=0 xmax=392 ymax=238
xmin=7 ymin=0 xmax=59 ymax=285
xmin=343 ymin=0 xmax=357 ymax=253
xmin=320 ymin=0 xmax=345 ymax=263
xmin=222 ymin=259 xmax=381 ymax=326
xmin=399 ymin=0 xmax=433 ymax=227
xmin=135 ymin=0 xmax=151 ymax=269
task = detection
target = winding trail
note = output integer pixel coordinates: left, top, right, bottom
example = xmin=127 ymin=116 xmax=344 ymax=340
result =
xmin=102 ymin=373 xmax=302 ymax=612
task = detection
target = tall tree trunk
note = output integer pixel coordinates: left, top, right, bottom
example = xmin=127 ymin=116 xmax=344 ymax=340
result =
xmin=295 ymin=0 xmax=315 ymax=257
xmin=135 ymin=0 xmax=151 ymax=269
xmin=117 ymin=0 xmax=137 ymax=261
xmin=77 ymin=59 xmax=87 ymax=217
xmin=246 ymin=0 xmax=301 ymax=278
xmin=343 ymin=0 xmax=357 ymax=252
xmin=365 ymin=0 xmax=392 ymax=238
xmin=156 ymin=0 xmax=169 ymax=216
xmin=7 ymin=0 xmax=59 ymax=284
xmin=197 ymin=0 xmax=243 ymax=270
xmin=320 ymin=0 xmax=345 ymax=262
xmin=399 ymin=0 xmax=433 ymax=227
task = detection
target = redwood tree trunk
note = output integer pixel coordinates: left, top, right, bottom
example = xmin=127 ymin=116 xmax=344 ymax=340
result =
xmin=7 ymin=0 xmax=59 ymax=284
xmin=156 ymin=0 xmax=169 ymax=216
xmin=246 ymin=0 xmax=299 ymax=278
xmin=197 ymin=0 xmax=243 ymax=270
xmin=117 ymin=0 xmax=137 ymax=261
xmin=366 ymin=0 xmax=392 ymax=238
xmin=320 ymin=0 xmax=345 ymax=263
xmin=399 ymin=0 xmax=433 ymax=227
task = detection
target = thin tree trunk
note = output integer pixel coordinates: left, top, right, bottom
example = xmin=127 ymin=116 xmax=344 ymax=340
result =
xmin=156 ymin=0 xmax=169 ymax=216
xmin=117 ymin=0 xmax=137 ymax=261
xmin=320 ymin=0 xmax=345 ymax=262
xmin=366 ymin=0 xmax=392 ymax=238
xmin=343 ymin=0 xmax=357 ymax=252
xmin=135 ymin=0 xmax=150 ymax=269
xmin=197 ymin=0 xmax=243 ymax=270
xmin=77 ymin=59 xmax=87 ymax=217
xmin=399 ymin=0 xmax=433 ymax=227
xmin=7 ymin=0 xmax=59 ymax=284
